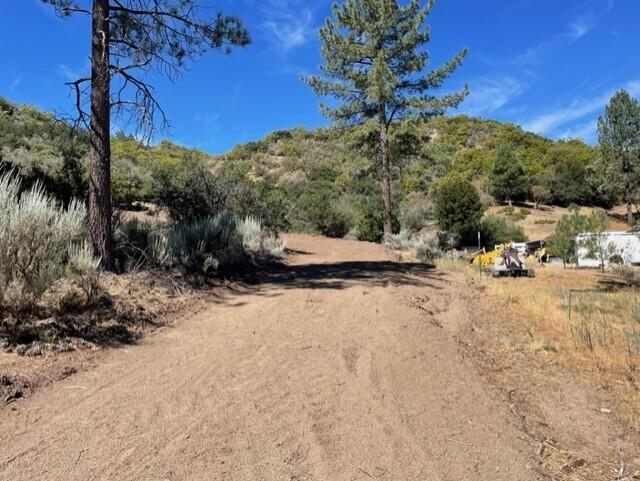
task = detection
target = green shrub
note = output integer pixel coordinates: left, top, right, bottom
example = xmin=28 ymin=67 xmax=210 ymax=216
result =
xmin=236 ymin=216 xmax=286 ymax=258
xmin=346 ymin=176 xmax=393 ymax=242
xmin=152 ymin=159 xmax=288 ymax=232
xmin=168 ymin=212 xmax=244 ymax=274
xmin=0 ymin=171 xmax=95 ymax=311
xmin=152 ymin=157 xmax=223 ymax=222
xmin=113 ymin=219 xmax=162 ymax=272
xmin=499 ymin=206 xmax=530 ymax=221
xmin=384 ymin=230 xmax=441 ymax=261
xmin=433 ymin=174 xmax=484 ymax=239
xmin=67 ymin=240 xmax=102 ymax=304
xmin=291 ymin=181 xmax=350 ymax=238
xmin=111 ymin=155 xmax=153 ymax=206
xmin=224 ymin=177 xmax=289 ymax=234
xmin=479 ymin=214 xmax=527 ymax=248
xmin=399 ymin=192 xmax=433 ymax=233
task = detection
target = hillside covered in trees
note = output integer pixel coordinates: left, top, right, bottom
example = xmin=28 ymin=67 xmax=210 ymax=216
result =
xmin=0 ymin=95 xmax=618 ymax=244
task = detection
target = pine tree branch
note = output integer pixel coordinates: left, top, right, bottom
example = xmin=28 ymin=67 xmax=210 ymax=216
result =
xmin=64 ymin=77 xmax=91 ymax=130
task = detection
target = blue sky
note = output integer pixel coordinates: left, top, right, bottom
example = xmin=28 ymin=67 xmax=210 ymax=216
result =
xmin=1 ymin=0 xmax=638 ymax=153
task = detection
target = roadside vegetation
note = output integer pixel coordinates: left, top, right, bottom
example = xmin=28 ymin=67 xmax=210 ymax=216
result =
xmin=1 ymin=1 xmax=640 ymax=479
xmin=1 ymin=96 xmax=630 ymax=246
xmin=456 ymin=263 xmax=640 ymax=426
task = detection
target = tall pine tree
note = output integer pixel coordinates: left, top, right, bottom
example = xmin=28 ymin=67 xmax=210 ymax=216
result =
xmin=303 ymin=0 xmax=468 ymax=236
xmin=598 ymin=89 xmax=640 ymax=227
xmin=43 ymin=0 xmax=249 ymax=268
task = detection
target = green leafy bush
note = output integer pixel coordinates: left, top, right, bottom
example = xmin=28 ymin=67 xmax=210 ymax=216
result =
xmin=224 ymin=176 xmax=289 ymax=234
xmin=399 ymin=191 xmax=433 ymax=233
xmin=152 ymin=158 xmax=289 ymax=233
xmin=152 ymin=157 xmax=223 ymax=222
xmin=433 ymin=174 xmax=484 ymax=240
xmin=479 ymin=214 xmax=527 ymax=248
xmin=111 ymin=155 xmax=153 ymax=206
xmin=290 ymin=180 xmax=350 ymax=238
xmin=113 ymin=219 xmax=164 ymax=272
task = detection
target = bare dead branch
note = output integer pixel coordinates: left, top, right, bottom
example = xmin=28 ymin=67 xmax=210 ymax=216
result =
xmin=65 ymin=77 xmax=91 ymax=129
xmin=44 ymin=0 xmax=249 ymax=140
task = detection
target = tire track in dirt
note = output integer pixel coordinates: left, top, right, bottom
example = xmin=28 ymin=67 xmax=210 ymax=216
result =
xmin=0 ymin=235 xmax=542 ymax=481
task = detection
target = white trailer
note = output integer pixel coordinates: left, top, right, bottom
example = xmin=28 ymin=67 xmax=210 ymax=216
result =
xmin=576 ymin=231 xmax=640 ymax=268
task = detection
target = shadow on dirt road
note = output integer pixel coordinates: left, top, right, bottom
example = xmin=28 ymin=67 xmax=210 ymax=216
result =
xmin=243 ymin=260 xmax=445 ymax=291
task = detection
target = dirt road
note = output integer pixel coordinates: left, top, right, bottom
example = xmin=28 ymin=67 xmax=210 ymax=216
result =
xmin=0 ymin=235 xmax=542 ymax=481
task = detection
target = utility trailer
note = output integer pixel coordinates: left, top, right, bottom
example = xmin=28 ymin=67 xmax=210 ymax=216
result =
xmin=575 ymin=231 xmax=640 ymax=268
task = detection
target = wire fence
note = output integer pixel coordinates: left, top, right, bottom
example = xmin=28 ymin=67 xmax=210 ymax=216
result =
xmin=564 ymin=287 xmax=640 ymax=356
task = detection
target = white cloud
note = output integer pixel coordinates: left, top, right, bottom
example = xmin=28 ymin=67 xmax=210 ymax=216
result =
xmin=193 ymin=112 xmax=222 ymax=149
xmin=194 ymin=112 xmax=221 ymax=128
xmin=558 ymin=120 xmax=598 ymax=143
xmin=513 ymin=43 xmax=547 ymax=66
xmin=462 ymin=76 xmax=528 ymax=116
xmin=261 ymin=0 xmax=314 ymax=52
xmin=264 ymin=11 xmax=312 ymax=51
xmin=10 ymin=76 xmax=22 ymax=91
xmin=514 ymin=5 xmax=613 ymax=66
xmin=567 ymin=14 xmax=596 ymax=41
xmin=522 ymin=80 xmax=640 ymax=136
xmin=56 ymin=64 xmax=79 ymax=81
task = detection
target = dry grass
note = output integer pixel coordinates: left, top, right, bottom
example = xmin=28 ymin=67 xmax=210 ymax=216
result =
xmin=440 ymin=260 xmax=640 ymax=480
xmin=459 ymin=262 xmax=640 ymax=431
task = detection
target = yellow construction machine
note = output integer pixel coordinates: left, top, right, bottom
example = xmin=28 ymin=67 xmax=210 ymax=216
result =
xmin=471 ymin=244 xmax=505 ymax=268
xmin=471 ymin=242 xmax=534 ymax=277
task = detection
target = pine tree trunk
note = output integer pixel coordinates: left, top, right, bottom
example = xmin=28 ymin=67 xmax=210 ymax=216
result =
xmin=88 ymin=0 xmax=113 ymax=269
xmin=627 ymin=201 xmax=634 ymax=228
xmin=378 ymin=113 xmax=392 ymax=237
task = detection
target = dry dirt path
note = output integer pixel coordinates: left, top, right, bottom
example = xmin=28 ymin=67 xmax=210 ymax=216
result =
xmin=0 ymin=235 xmax=542 ymax=481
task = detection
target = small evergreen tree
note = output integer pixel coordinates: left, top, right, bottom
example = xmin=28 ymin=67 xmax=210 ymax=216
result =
xmin=598 ymin=89 xmax=640 ymax=227
xmin=547 ymin=205 xmax=588 ymax=268
xmin=489 ymin=144 xmax=529 ymax=206
xmin=433 ymin=174 xmax=484 ymax=239
xmin=579 ymin=210 xmax=617 ymax=271
xmin=303 ymin=0 xmax=468 ymax=236
xmin=548 ymin=156 xmax=590 ymax=206
xmin=544 ymin=140 xmax=596 ymax=206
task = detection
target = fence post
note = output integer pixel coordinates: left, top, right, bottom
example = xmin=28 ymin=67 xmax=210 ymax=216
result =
xmin=568 ymin=289 xmax=572 ymax=320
